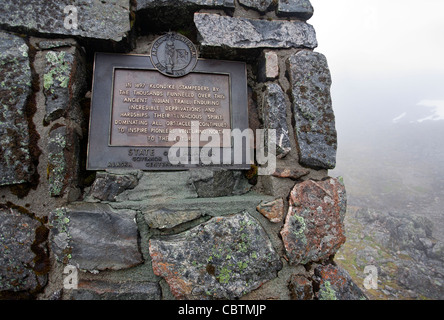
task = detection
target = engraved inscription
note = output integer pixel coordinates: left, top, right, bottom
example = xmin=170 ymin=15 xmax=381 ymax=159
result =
xmin=110 ymin=69 xmax=231 ymax=147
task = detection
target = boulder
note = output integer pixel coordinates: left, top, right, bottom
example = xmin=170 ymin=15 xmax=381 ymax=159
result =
xmin=88 ymin=171 xmax=139 ymax=202
xmin=0 ymin=205 xmax=49 ymax=295
xmin=49 ymin=203 xmax=143 ymax=271
xmin=288 ymin=274 xmax=313 ymax=300
xmin=0 ymin=0 xmax=131 ymax=42
xmin=313 ymin=264 xmax=367 ymax=300
xmin=194 ymin=13 xmax=317 ymax=50
xmin=277 ymin=0 xmax=314 ymax=20
xmin=281 ymin=178 xmax=347 ymax=265
xmin=149 ymin=212 xmax=282 ymax=299
xmin=287 ymin=50 xmax=337 ymax=169
xmin=0 ymin=31 xmax=33 ymax=186
xmin=263 ymin=83 xmax=291 ymax=158
xmin=39 ymin=41 xmax=87 ymax=124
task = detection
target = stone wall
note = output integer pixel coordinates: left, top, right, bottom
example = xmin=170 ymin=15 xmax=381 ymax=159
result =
xmin=0 ymin=0 xmax=365 ymax=300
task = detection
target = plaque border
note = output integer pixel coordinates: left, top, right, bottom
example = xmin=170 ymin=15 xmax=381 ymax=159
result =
xmin=87 ymin=52 xmax=250 ymax=171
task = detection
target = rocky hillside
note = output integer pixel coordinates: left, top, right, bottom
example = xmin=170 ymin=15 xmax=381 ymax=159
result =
xmin=336 ymin=206 xmax=444 ymax=300
xmin=333 ymin=120 xmax=444 ymax=299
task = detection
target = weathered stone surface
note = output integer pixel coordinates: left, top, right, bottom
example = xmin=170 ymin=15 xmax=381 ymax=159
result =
xmin=137 ymin=0 xmax=235 ymax=10
xmin=272 ymin=168 xmax=310 ymax=180
xmin=0 ymin=31 xmax=33 ymax=186
xmin=88 ymin=172 xmax=139 ymax=202
xmin=239 ymin=0 xmax=273 ymax=12
xmin=149 ymin=212 xmax=282 ymax=299
xmin=287 ymin=50 xmax=337 ymax=169
xmin=113 ymin=171 xmax=198 ymax=204
xmin=194 ymin=13 xmax=317 ymax=50
xmin=281 ymin=178 xmax=347 ymax=265
xmin=260 ymin=175 xmax=296 ymax=198
xmin=145 ymin=208 xmax=201 ymax=230
xmin=288 ymin=274 xmax=313 ymax=300
xmin=189 ymin=169 xmax=252 ymax=198
xmin=49 ymin=203 xmax=142 ymax=271
xmin=0 ymin=205 xmax=49 ymax=294
xmin=0 ymin=0 xmax=131 ymax=42
xmin=47 ymin=125 xmax=80 ymax=197
xmin=109 ymin=171 xmax=268 ymax=213
xmin=141 ymin=192 xmax=273 ymax=229
xmin=313 ymin=264 xmax=367 ymax=300
xmin=277 ymin=0 xmax=314 ymax=20
xmin=263 ymin=83 xmax=291 ymax=158
xmin=71 ymin=280 xmax=161 ymax=300
xmin=41 ymin=44 xmax=86 ymax=124
xmin=33 ymin=38 xmax=78 ymax=50
xmin=256 ymin=198 xmax=284 ymax=223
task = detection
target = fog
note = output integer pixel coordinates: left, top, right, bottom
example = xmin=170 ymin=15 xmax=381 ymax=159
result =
xmin=310 ymin=0 xmax=444 ymax=233
xmin=310 ymin=0 xmax=444 ymax=129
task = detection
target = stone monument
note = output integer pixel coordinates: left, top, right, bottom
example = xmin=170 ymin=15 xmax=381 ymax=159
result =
xmin=0 ymin=0 xmax=365 ymax=301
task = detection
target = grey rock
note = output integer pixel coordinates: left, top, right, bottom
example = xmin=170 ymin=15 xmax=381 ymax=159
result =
xmin=149 ymin=212 xmax=282 ymax=299
xmin=137 ymin=0 xmax=235 ymax=10
xmin=145 ymin=208 xmax=201 ymax=229
xmin=70 ymin=280 xmax=161 ymax=300
xmin=263 ymin=83 xmax=291 ymax=158
xmin=277 ymin=0 xmax=314 ymax=20
xmin=114 ymin=171 xmax=198 ymax=204
xmin=287 ymin=50 xmax=337 ymax=169
xmin=430 ymin=241 xmax=444 ymax=262
xmin=141 ymin=192 xmax=273 ymax=230
xmin=239 ymin=0 xmax=273 ymax=12
xmin=194 ymin=13 xmax=317 ymax=50
xmin=314 ymin=264 xmax=367 ymax=300
xmin=260 ymin=175 xmax=296 ymax=198
xmin=47 ymin=125 xmax=80 ymax=197
xmin=0 ymin=205 xmax=49 ymax=294
xmin=0 ymin=31 xmax=33 ymax=186
xmin=49 ymin=203 xmax=142 ymax=271
xmin=111 ymin=171 xmax=263 ymax=212
xmin=189 ymin=169 xmax=252 ymax=198
xmin=0 ymin=0 xmax=131 ymax=42
xmin=34 ymin=38 xmax=78 ymax=50
xmin=88 ymin=172 xmax=139 ymax=202
xmin=348 ymin=207 xmax=444 ymax=299
xmin=41 ymin=43 xmax=87 ymax=124
xmin=398 ymin=264 xmax=444 ymax=299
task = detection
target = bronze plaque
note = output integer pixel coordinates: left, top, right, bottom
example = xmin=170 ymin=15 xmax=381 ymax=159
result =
xmin=110 ymin=69 xmax=231 ymax=147
xmin=87 ymin=43 xmax=249 ymax=170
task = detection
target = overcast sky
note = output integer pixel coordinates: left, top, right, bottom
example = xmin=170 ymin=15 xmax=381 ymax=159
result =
xmin=309 ymin=0 xmax=444 ymax=128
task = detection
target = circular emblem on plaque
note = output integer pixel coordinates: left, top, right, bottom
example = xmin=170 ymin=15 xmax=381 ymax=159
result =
xmin=150 ymin=33 xmax=198 ymax=77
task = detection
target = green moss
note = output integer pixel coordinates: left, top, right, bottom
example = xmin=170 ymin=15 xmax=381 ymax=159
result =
xmin=43 ymin=51 xmax=70 ymax=93
xmin=217 ymin=266 xmax=232 ymax=284
xmin=47 ymin=131 xmax=67 ymax=196
xmin=291 ymin=214 xmax=306 ymax=240
xmin=318 ymin=281 xmax=337 ymax=300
